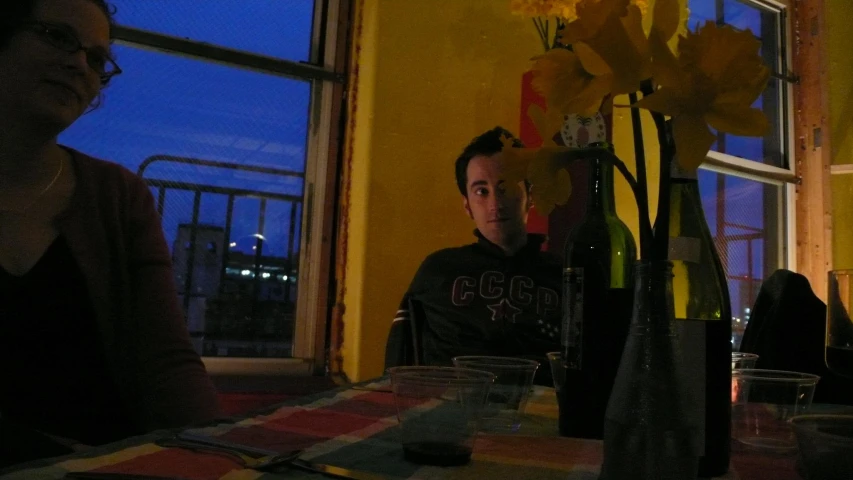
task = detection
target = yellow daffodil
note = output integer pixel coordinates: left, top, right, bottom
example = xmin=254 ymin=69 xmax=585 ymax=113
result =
xmin=510 ymin=0 xmax=581 ymax=20
xmin=527 ymin=151 xmax=573 ymax=216
xmin=576 ymin=4 xmax=650 ymax=94
xmin=560 ymin=0 xmax=632 ymax=45
xmin=642 ymin=0 xmax=690 ymax=52
xmin=531 ymin=47 xmax=613 ymax=116
xmin=531 ymin=0 xmax=681 ymax=118
xmin=632 ymin=22 xmax=770 ymax=171
xmin=511 ymin=0 xmax=650 ymax=22
xmin=500 ymin=136 xmax=574 ymax=216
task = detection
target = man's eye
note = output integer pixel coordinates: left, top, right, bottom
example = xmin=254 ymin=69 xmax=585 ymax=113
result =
xmin=474 ymin=188 xmax=488 ymax=196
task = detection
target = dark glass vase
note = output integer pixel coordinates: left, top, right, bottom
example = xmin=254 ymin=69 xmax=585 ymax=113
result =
xmin=600 ymin=260 xmax=699 ymax=480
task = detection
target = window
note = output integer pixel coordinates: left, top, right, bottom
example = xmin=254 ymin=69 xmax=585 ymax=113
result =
xmin=688 ymin=0 xmax=794 ymax=348
xmin=59 ymin=1 xmax=348 ymax=373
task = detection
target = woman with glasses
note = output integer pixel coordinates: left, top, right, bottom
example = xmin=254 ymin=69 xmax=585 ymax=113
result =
xmin=0 ymin=0 xmax=220 ymax=466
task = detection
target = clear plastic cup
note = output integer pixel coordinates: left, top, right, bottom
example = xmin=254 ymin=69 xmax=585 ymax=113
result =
xmin=388 ymin=366 xmax=494 ymax=466
xmin=546 ymin=352 xmax=566 ymax=392
xmin=732 ymin=352 xmax=759 ymax=370
xmin=451 ymin=356 xmax=539 ymax=432
xmin=790 ymin=413 xmax=853 ymax=480
xmin=731 ymin=369 xmax=820 ymax=453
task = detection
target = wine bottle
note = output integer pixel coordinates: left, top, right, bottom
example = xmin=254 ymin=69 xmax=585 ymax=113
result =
xmin=560 ymin=145 xmax=637 ymax=439
xmin=655 ymin=161 xmax=732 ymax=477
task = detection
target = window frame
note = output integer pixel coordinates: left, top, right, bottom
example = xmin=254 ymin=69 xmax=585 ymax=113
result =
xmin=695 ymin=0 xmax=798 ymax=315
xmin=111 ymin=0 xmax=351 ymax=376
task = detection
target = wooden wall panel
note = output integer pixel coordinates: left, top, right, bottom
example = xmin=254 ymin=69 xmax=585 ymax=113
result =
xmin=792 ymin=0 xmax=833 ymax=301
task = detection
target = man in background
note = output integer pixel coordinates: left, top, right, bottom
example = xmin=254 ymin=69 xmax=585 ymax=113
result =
xmin=384 ymin=127 xmax=562 ymax=383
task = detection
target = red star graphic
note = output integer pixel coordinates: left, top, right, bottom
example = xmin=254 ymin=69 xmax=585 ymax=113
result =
xmin=486 ymin=299 xmax=523 ymax=322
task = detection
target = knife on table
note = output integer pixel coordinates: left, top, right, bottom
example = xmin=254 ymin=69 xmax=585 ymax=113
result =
xmin=289 ymin=458 xmax=393 ymax=480
xmin=174 ymin=432 xmax=396 ymax=479
xmin=63 ymin=473 xmax=188 ymax=480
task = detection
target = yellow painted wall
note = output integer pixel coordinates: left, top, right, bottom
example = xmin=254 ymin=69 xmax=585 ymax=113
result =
xmin=826 ymin=0 xmax=853 ymax=269
xmin=343 ymin=0 xmax=664 ymax=381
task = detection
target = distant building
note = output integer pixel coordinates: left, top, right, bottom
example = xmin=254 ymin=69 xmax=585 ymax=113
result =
xmin=172 ymin=223 xmax=226 ymax=298
xmin=170 ymin=224 xmax=298 ymax=357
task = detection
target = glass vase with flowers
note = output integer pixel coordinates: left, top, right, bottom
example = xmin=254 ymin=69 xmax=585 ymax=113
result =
xmin=505 ymin=0 xmax=771 ymax=478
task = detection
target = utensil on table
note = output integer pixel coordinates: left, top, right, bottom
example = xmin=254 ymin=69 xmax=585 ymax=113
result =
xmin=153 ymin=433 xmax=297 ymax=471
xmin=64 ymin=473 xmax=189 ymax=480
xmin=159 ymin=432 xmax=393 ymax=479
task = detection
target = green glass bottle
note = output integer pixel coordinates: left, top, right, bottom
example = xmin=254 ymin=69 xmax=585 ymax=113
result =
xmin=657 ymin=161 xmax=732 ymax=477
xmin=561 ymin=145 xmax=637 ymax=439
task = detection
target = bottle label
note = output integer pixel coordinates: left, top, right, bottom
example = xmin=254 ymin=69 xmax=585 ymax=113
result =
xmin=561 ymin=267 xmax=585 ymax=369
xmin=670 ymin=158 xmax=698 ymax=180
xmin=669 ymin=236 xmax=701 ymax=264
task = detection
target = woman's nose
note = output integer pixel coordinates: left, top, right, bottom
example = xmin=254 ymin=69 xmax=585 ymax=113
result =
xmin=61 ymin=49 xmax=91 ymax=75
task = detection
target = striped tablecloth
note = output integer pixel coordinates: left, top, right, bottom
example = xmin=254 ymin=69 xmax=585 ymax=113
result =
xmin=0 ymin=381 xmax=803 ymax=480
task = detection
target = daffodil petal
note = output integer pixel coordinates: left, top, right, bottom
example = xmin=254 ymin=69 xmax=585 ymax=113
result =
xmin=706 ymin=106 xmax=770 ymax=137
xmin=565 ymin=75 xmax=613 ymax=115
xmin=713 ymin=67 xmax=771 ymax=107
xmin=622 ymin=5 xmax=651 ymax=78
xmin=532 ymin=168 xmax=573 ymax=216
xmin=631 ymin=88 xmax=683 ymax=116
xmin=528 ymin=104 xmax=566 ymax=147
xmin=563 ymin=0 xmax=630 ymax=45
xmin=498 ymin=146 xmax=533 ymax=200
xmin=528 ymin=148 xmax=573 ymax=216
xmin=583 ymin=10 xmax=647 ymax=93
xmin=673 ymin=115 xmax=715 ymax=171
xmin=649 ymin=27 xmax=682 ymax=89
xmin=651 ymin=0 xmax=681 ymax=41
xmin=574 ymin=42 xmax=611 ymax=76
xmin=680 ymin=23 xmax=764 ymax=85
xmin=531 ymin=48 xmax=606 ymax=116
xmin=531 ymin=48 xmax=577 ymax=97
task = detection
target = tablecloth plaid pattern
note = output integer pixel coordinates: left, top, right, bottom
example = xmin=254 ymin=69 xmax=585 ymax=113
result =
xmin=1 ymin=381 xmax=803 ymax=480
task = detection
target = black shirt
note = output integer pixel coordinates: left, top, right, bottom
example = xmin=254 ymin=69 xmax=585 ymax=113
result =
xmin=0 ymin=237 xmax=137 ymax=446
xmin=385 ymin=232 xmax=562 ymax=385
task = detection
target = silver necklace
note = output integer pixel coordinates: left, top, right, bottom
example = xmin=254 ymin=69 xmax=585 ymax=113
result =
xmin=3 ymin=155 xmax=64 ymax=213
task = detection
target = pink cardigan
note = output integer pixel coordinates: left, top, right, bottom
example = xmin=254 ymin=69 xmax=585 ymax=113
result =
xmin=57 ymin=148 xmax=220 ymax=432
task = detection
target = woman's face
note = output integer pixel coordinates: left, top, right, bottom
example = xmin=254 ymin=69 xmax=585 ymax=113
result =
xmin=0 ymin=0 xmax=110 ymax=131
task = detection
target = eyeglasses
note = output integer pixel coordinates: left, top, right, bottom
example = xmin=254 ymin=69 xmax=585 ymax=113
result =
xmin=21 ymin=21 xmax=122 ymax=85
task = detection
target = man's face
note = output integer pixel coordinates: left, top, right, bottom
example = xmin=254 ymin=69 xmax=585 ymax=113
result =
xmin=463 ymin=153 xmax=531 ymax=251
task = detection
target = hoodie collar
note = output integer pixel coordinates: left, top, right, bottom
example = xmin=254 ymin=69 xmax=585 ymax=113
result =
xmin=473 ymin=229 xmax=547 ymax=258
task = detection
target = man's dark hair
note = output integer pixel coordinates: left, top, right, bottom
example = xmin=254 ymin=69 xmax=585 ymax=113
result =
xmin=455 ymin=126 xmax=525 ymax=197
xmin=1 ymin=0 xmax=117 ymax=48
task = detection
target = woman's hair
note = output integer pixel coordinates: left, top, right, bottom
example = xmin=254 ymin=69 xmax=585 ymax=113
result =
xmin=1 ymin=0 xmax=117 ymax=48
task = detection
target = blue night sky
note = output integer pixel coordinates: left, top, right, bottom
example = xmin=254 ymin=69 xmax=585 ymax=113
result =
xmin=59 ymin=1 xmax=315 ymax=259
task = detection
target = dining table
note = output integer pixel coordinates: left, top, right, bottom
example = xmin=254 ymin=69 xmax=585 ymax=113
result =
xmin=0 ymin=378 xmax=805 ymax=480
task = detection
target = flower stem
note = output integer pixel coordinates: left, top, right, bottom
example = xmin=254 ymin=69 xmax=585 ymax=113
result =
xmin=638 ymin=80 xmax=674 ymax=262
xmin=532 ymin=18 xmax=549 ymax=52
xmin=552 ymin=20 xmax=565 ymax=49
xmin=628 ymin=92 xmax=649 ymax=260
xmin=651 ymin=112 xmax=673 ymax=262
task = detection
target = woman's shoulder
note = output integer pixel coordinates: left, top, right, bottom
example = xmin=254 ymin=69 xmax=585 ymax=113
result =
xmin=67 ymin=148 xmax=151 ymax=199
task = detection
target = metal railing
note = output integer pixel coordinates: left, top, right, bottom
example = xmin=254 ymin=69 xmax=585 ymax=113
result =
xmin=138 ymin=155 xmax=304 ymax=322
